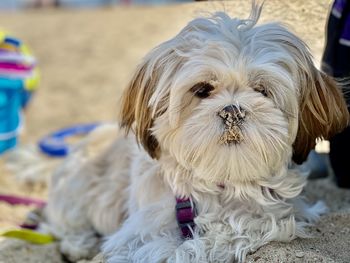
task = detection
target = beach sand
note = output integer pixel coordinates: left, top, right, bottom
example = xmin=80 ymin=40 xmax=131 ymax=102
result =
xmin=1 ymin=0 xmax=350 ymax=262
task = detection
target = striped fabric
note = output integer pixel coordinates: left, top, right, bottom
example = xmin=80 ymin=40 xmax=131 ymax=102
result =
xmin=0 ymin=32 xmax=39 ymax=91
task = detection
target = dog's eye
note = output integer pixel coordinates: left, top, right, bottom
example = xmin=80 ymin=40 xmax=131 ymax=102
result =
xmin=254 ymin=85 xmax=268 ymax=97
xmin=191 ymin=82 xmax=214 ymax=98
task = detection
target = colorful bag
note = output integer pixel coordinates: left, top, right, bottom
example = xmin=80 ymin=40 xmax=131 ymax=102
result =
xmin=0 ymin=31 xmax=39 ymax=154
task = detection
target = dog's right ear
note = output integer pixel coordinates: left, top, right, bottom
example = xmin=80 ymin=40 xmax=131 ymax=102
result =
xmin=119 ymin=44 xmax=183 ymax=159
xmin=119 ymin=59 xmax=161 ymax=159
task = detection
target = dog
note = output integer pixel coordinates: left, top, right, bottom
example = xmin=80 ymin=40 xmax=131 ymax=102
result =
xmin=43 ymin=3 xmax=349 ymax=263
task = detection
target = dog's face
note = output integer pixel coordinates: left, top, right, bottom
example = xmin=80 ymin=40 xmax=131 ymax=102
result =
xmin=120 ymin=8 xmax=349 ymax=185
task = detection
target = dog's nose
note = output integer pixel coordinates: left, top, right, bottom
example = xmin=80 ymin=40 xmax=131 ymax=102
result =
xmin=218 ymin=104 xmax=246 ymax=124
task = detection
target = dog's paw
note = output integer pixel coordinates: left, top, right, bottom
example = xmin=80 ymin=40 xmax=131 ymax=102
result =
xmin=60 ymin=233 xmax=100 ymax=262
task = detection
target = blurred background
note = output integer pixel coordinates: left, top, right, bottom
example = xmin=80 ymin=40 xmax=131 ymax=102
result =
xmin=0 ymin=0 xmax=192 ymax=9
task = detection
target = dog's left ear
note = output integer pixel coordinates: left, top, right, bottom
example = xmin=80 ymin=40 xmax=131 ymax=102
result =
xmin=292 ymin=61 xmax=349 ymax=164
xmin=268 ymin=25 xmax=349 ymax=163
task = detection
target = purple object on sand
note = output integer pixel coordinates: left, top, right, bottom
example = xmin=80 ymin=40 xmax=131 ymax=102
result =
xmin=0 ymin=194 xmax=46 ymax=208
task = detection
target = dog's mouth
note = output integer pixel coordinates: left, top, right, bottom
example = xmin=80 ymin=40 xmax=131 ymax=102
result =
xmin=219 ymin=125 xmax=244 ymax=145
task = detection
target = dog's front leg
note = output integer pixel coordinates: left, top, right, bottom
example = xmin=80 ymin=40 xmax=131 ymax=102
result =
xmin=102 ymin=196 xmax=185 ymax=263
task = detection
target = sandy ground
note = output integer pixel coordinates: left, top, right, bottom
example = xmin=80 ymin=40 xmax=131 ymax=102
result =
xmin=1 ymin=0 xmax=350 ymax=262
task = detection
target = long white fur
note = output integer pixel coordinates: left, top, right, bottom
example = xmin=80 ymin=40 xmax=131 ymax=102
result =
xmin=43 ymin=5 xmax=327 ymax=263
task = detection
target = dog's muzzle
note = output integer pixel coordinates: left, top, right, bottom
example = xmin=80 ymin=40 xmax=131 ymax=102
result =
xmin=218 ymin=104 xmax=246 ymax=144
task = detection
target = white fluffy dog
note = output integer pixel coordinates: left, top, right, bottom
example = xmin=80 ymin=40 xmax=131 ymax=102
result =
xmin=44 ymin=4 xmax=349 ymax=263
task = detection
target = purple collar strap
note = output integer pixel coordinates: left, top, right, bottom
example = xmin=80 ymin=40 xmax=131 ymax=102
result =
xmin=175 ymin=197 xmax=197 ymax=239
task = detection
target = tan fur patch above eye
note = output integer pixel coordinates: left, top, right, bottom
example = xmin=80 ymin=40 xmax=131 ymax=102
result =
xmin=253 ymin=83 xmax=268 ymax=97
